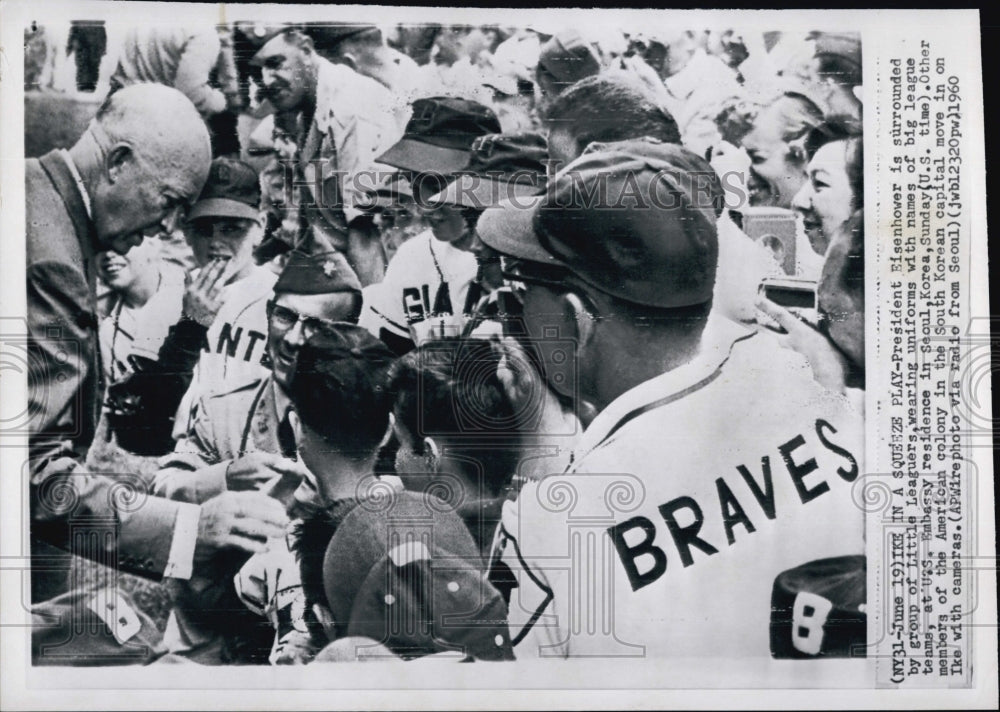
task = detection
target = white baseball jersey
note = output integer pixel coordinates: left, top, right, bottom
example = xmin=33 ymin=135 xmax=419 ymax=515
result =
xmin=494 ymin=316 xmax=864 ymax=659
xmin=98 ymin=265 xmax=185 ymax=384
xmin=360 ymin=229 xmax=477 ymax=346
xmin=172 ymin=265 xmax=277 ymax=438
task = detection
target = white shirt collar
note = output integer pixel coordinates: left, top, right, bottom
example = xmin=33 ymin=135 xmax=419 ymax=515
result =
xmin=58 ymin=149 xmax=93 ymax=220
xmin=572 ymin=314 xmax=755 ymax=464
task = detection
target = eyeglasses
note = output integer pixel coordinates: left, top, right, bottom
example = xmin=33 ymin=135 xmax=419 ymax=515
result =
xmin=499 ymin=258 xmax=572 ymax=304
xmin=266 ymin=300 xmax=356 ymax=341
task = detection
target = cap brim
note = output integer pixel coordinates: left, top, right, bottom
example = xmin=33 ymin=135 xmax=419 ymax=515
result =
xmin=249 ymin=32 xmax=288 ymax=63
xmin=429 ymin=176 xmax=543 ymax=210
xmin=187 ymin=198 xmax=260 ymax=222
xmin=375 ymin=138 xmax=471 ymax=174
xmin=475 ymin=195 xmax=565 ymax=266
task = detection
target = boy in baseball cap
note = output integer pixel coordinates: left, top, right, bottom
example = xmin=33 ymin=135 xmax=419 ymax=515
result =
xmin=362 ymin=131 xmax=548 ymax=355
xmin=184 ymin=157 xmax=266 ymax=283
xmin=360 ymin=100 xmax=500 ymax=355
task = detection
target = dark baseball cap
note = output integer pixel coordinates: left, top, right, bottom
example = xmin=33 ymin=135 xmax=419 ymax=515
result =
xmin=274 ymin=250 xmax=362 ymax=295
xmin=187 ymin=157 xmax=261 ymax=222
xmin=770 ymin=555 xmax=866 ymax=658
xmin=375 ymin=97 xmax=502 ymax=175
xmin=477 ymin=139 xmax=722 ymax=309
xmin=359 ymin=172 xmax=416 ymax=211
xmin=428 ymin=132 xmax=548 ymax=209
xmin=537 ymin=29 xmax=602 ymax=88
xmin=323 ymin=490 xmax=514 ymax=661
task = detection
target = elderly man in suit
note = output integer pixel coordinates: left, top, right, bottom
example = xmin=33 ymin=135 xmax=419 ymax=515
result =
xmin=26 ymin=83 xmax=289 ymax=613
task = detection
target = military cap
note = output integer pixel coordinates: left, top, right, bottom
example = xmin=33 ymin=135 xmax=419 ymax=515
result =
xmin=274 ymin=250 xmax=362 ymax=295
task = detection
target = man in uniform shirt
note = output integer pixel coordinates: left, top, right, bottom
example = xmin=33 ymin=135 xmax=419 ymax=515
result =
xmin=156 ymin=250 xmax=363 ymax=504
xmin=153 ymin=250 xmax=363 ymax=663
xmin=360 ymin=97 xmax=501 ymax=354
xmin=477 ymin=143 xmax=864 ymax=660
xmin=248 ymin=26 xmax=404 ymax=286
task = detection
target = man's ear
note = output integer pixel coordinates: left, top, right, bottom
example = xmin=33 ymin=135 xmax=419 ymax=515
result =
xmin=288 ymin=409 xmax=303 ymax=447
xmin=312 ymin=603 xmax=337 ymax=640
xmin=561 ymin=291 xmax=596 ymax=350
xmin=338 ymin=51 xmax=359 ymax=71
xmin=422 ymin=436 xmax=441 ymax=472
xmin=105 ymin=143 xmax=134 ymax=183
xmin=378 ymin=416 xmax=394 ymax=450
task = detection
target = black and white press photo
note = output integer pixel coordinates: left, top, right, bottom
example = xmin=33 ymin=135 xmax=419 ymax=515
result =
xmin=0 ymin=3 xmax=994 ymax=710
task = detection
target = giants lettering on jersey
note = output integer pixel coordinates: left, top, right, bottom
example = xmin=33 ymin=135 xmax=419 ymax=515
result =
xmin=402 ymin=283 xmax=454 ymax=325
xmin=607 ymin=418 xmax=859 ymax=591
xmin=208 ymin=322 xmax=269 ymax=366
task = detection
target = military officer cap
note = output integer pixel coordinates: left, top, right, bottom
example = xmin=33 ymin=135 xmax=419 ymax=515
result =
xmin=274 ymin=250 xmax=363 ymax=295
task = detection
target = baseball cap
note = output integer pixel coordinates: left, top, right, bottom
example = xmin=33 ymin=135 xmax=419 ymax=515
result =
xmin=274 ymin=250 xmax=362 ymax=295
xmin=322 ymin=490 xmax=515 ymax=661
xmin=359 ymin=172 xmax=416 ymax=211
xmin=374 ymin=97 xmax=502 ymax=175
xmin=770 ymin=555 xmax=866 ymax=658
xmin=476 ymin=139 xmax=722 ymax=309
xmin=187 ymin=158 xmax=261 ymax=222
xmin=537 ymin=29 xmax=602 ymax=88
xmin=428 ymin=132 xmax=548 ymax=209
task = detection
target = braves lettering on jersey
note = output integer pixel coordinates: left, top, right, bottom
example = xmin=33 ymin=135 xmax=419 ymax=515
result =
xmin=360 ymin=229 xmax=477 ymax=346
xmin=493 ymin=316 xmax=865 ymax=660
xmin=172 ymin=265 xmax=277 ymax=438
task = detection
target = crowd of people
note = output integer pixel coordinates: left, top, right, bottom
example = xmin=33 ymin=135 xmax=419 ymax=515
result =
xmin=26 ymin=21 xmax=867 ymax=666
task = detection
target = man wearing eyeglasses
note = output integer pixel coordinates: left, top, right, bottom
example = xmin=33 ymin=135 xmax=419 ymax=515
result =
xmin=153 ymin=249 xmax=362 ymax=663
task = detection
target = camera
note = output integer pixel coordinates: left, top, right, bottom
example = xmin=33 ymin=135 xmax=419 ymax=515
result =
xmin=732 ymin=206 xmax=798 ymax=276
xmin=759 ymin=277 xmax=819 ymax=330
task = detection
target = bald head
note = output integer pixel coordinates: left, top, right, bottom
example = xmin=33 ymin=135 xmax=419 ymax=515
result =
xmin=95 ymin=83 xmax=212 ymax=194
xmin=80 ymin=84 xmax=212 ymax=254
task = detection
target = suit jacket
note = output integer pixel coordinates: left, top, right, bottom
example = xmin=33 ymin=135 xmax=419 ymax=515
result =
xmin=27 ymin=150 xmax=183 ymax=597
